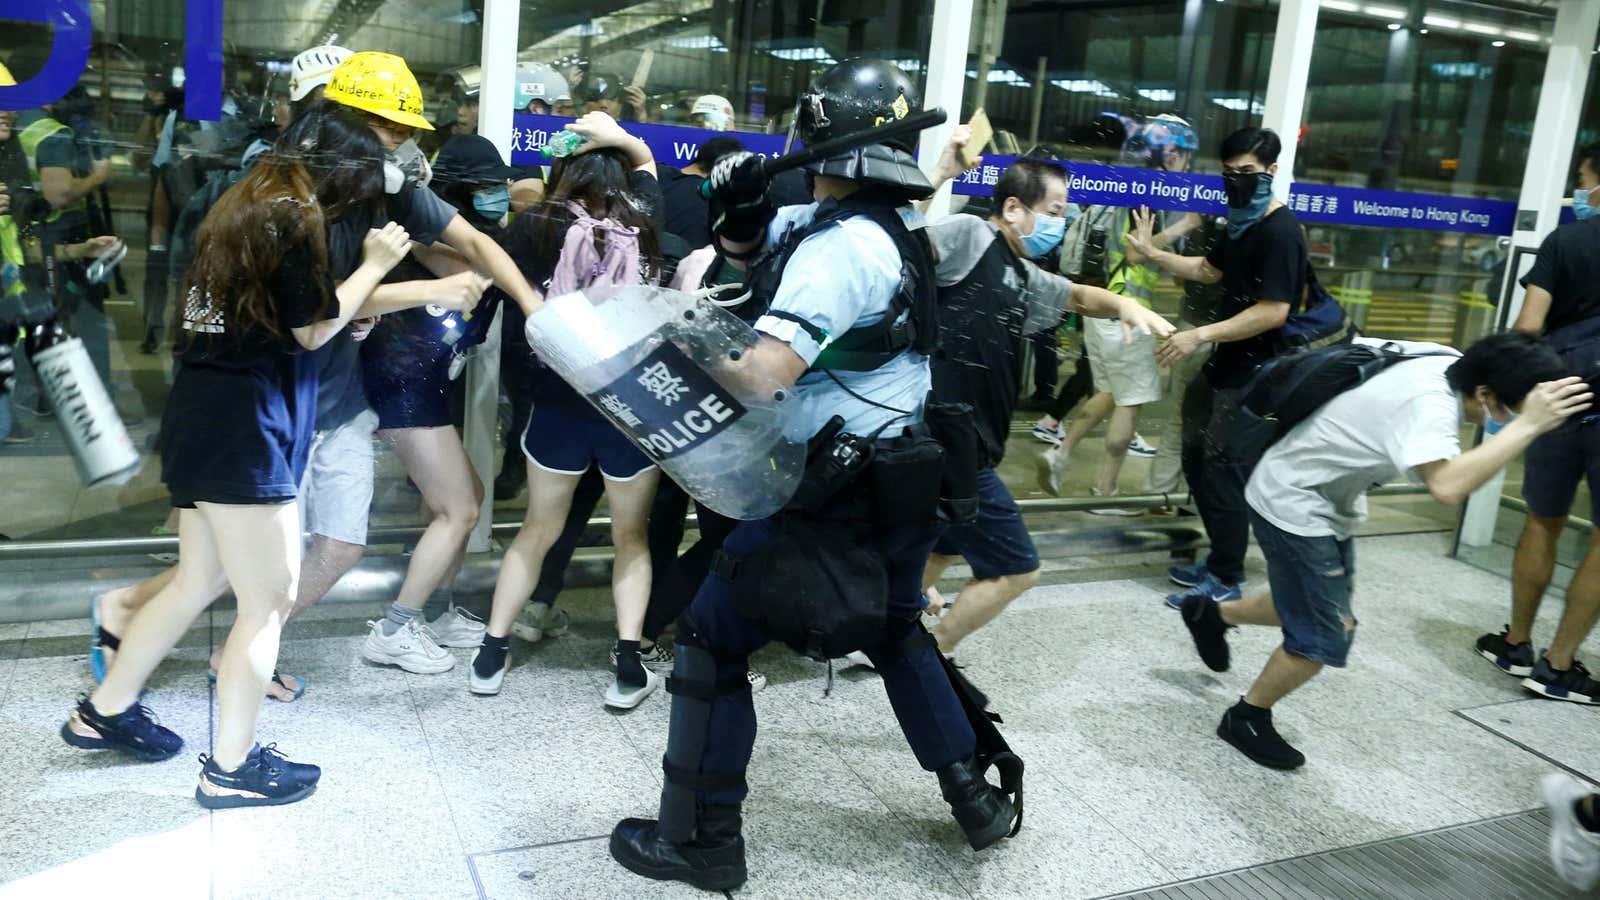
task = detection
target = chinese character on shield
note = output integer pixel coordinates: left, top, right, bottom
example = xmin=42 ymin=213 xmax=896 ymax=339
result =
xmin=637 ymin=362 xmax=691 ymax=406
xmin=598 ymin=393 xmax=643 ymax=428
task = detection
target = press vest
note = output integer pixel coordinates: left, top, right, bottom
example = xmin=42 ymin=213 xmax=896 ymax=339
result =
xmin=18 ymin=118 xmax=89 ymax=226
xmin=1103 ymin=206 xmax=1160 ymax=308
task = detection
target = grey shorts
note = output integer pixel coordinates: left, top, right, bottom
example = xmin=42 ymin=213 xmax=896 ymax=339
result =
xmin=300 ymin=407 xmax=378 ymax=545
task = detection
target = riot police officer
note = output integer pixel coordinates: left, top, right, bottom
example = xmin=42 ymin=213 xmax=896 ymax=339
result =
xmin=608 ymin=59 xmax=1019 ymax=892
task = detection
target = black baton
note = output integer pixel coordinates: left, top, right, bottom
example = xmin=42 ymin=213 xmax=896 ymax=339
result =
xmin=701 ymin=107 xmax=949 ymax=199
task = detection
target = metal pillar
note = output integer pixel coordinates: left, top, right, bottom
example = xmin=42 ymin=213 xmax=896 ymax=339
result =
xmin=1258 ymin=0 xmax=1318 ymax=200
xmin=918 ymin=0 xmax=976 ymax=221
xmin=462 ymin=0 xmax=520 ymax=553
xmin=1456 ymin=0 xmax=1600 ymax=553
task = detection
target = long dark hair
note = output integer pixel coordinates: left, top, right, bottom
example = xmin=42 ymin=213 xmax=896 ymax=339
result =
xmin=522 ymin=148 xmax=662 ymax=283
xmin=184 ymin=102 xmax=386 ymax=342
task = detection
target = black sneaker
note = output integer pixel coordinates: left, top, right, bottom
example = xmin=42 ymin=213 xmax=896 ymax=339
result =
xmin=60 ymin=695 xmax=183 ymax=761
xmin=196 ymin=743 xmax=321 ymax=809
xmin=1217 ymin=702 xmax=1305 ymax=770
xmin=1476 ymin=626 xmax=1535 ymax=677
xmin=1522 ymin=656 xmax=1600 ymax=705
xmin=1181 ymin=594 xmax=1232 ymax=672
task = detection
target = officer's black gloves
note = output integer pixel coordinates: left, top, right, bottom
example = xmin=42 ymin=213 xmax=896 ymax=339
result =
xmin=706 ymin=151 xmax=777 ymax=246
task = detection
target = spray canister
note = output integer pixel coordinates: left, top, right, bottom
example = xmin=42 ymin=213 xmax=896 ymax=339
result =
xmin=24 ymin=319 xmax=141 ymax=487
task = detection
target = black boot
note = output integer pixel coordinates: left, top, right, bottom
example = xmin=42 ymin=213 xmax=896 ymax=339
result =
xmin=938 ymin=756 xmax=1015 ymax=850
xmin=610 ymin=804 xmax=747 ymax=892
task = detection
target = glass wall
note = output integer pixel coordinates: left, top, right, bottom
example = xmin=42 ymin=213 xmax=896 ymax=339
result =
xmin=0 ymin=2 xmax=482 ymax=540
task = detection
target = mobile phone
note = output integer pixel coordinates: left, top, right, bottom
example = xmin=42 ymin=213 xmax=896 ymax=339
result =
xmin=959 ymin=109 xmax=993 ymax=170
xmin=631 ymin=50 xmax=654 ymax=90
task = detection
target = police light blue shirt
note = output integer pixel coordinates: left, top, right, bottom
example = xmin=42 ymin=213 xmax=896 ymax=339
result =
xmin=753 ymin=203 xmax=930 ymax=441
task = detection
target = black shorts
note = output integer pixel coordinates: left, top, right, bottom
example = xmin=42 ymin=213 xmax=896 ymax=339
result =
xmin=931 ymin=467 xmax=1040 ymax=580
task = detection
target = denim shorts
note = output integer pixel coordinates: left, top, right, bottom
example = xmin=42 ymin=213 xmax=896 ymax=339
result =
xmin=932 ymin=467 xmax=1041 ymax=580
xmin=1249 ymin=510 xmax=1357 ymax=668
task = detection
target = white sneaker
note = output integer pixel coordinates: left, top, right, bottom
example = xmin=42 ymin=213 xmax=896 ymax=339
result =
xmin=603 ymin=666 xmax=662 ymax=710
xmin=1038 ymin=448 xmax=1069 ymax=496
xmin=511 ymin=603 xmax=569 ymax=643
xmin=838 ymin=650 xmax=876 ymax=671
xmin=468 ymin=647 xmax=509 ymax=696
xmin=1031 ymin=421 xmax=1065 ymax=445
xmin=425 ymin=606 xmax=487 ymax=649
xmin=746 ymin=669 xmax=768 ymax=693
xmin=361 ymin=618 xmax=455 ymax=674
xmin=1129 ymin=433 xmax=1157 ymax=457
xmin=1543 ymin=773 xmax=1600 ymax=891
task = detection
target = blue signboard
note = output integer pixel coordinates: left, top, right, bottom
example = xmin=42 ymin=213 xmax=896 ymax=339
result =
xmin=511 ymin=113 xmax=790 ymax=169
xmin=955 ymin=155 xmax=1516 ymax=236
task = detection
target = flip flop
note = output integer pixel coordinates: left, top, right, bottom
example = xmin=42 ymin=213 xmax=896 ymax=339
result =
xmin=208 ymin=669 xmax=307 ymax=702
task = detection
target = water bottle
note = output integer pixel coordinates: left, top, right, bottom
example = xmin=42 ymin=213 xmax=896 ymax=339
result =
xmin=24 ymin=318 xmax=141 ymax=487
xmin=541 ymin=130 xmax=588 ymax=159
xmin=524 ymin=285 xmax=804 ymax=520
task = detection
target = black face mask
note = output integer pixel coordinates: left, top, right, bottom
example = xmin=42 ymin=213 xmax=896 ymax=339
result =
xmin=1222 ymin=171 xmax=1269 ymax=209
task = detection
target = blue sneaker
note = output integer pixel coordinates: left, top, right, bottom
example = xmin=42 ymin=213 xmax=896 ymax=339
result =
xmin=61 ymin=694 xmax=183 ymax=761
xmin=1168 ymin=562 xmax=1210 ymax=588
xmin=1165 ymin=573 xmax=1243 ymax=610
xmin=196 ymin=743 xmax=321 ymax=809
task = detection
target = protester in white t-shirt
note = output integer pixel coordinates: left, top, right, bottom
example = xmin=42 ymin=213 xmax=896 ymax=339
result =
xmin=1176 ymin=332 xmax=1590 ymax=771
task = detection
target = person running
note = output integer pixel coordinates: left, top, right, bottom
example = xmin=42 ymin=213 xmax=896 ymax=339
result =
xmin=1124 ymin=127 xmax=1330 ymax=609
xmin=470 ymin=111 xmax=664 ymax=708
xmin=1039 ymin=115 xmax=1196 ymax=511
xmin=1178 ymin=334 xmax=1587 ymax=769
xmin=1475 ymin=141 xmax=1600 ymax=705
xmin=920 ymin=146 xmax=1173 ymax=655
xmin=356 ymin=133 xmax=512 ymax=672
xmin=59 ymin=106 xmax=421 ymax=807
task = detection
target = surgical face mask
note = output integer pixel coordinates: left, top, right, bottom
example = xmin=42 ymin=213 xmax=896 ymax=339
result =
xmin=1223 ymin=171 xmax=1274 ymax=237
xmin=383 ymin=138 xmax=431 ymax=195
xmin=1574 ymin=187 xmax=1599 ymax=221
xmin=1019 ymin=210 xmax=1068 ymax=258
xmin=472 ymin=184 xmax=510 ymax=221
xmin=1483 ymin=405 xmax=1517 ymax=436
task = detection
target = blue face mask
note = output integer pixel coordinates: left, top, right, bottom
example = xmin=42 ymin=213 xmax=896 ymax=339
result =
xmin=1484 ymin=408 xmax=1517 ymax=436
xmin=1020 ymin=211 xmax=1068 ymax=258
xmin=472 ymin=185 xmax=510 ymax=221
xmin=1575 ymin=187 xmax=1599 ymax=221
xmin=1224 ymin=172 xmax=1275 ymax=238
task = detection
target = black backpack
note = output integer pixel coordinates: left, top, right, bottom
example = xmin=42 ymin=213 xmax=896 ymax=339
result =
xmin=1226 ymin=342 xmax=1457 ymax=472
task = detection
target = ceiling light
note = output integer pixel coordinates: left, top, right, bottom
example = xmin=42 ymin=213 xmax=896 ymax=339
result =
xmin=1321 ymin=0 xmax=1360 ymax=12
xmin=1464 ymin=22 xmax=1502 ymax=36
xmin=1422 ymin=14 xmax=1461 ymax=28
xmin=1387 ymin=22 xmax=1400 ymax=30
xmin=1418 ymin=27 xmax=1428 ymax=34
xmin=1138 ymin=88 xmax=1177 ymax=102
xmin=1491 ymin=40 xmax=1506 ymax=47
xmin=1505 ymin=30 xmax=1540 ymax=42
xmin=1363 ymin=5 xmax=1407 ymax=19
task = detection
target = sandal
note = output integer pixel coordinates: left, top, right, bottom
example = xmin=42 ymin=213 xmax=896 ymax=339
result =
xmin=206 ymin=669 xmax=307 ymax=703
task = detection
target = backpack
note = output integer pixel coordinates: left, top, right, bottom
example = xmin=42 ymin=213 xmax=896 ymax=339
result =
xmin=1059 ymin=204 xmax=1121 ymax=286
xmin=1226 ymin=342 xmax=1458 ymax=473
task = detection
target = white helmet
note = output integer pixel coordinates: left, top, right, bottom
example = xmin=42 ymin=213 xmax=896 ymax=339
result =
xmin=690 ymin=94 xmax=734 ymax=130
xmin=289 ymin=45 xmax=353 ymax=102
xmin=515 ymin=63 xmax=571 ymax=109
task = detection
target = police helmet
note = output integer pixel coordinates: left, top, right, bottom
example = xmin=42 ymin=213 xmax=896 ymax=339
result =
xmin=794 ymin=58 xmax=933 ymax=199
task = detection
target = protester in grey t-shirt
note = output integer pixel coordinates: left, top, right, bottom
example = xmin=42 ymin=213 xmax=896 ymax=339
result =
xmin=1174 ymin=333 xmax=1588 ymax=772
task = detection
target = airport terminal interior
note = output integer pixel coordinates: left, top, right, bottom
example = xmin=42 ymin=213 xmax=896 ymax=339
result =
xmin=5 ymin=0 xmax=1600 ymax=897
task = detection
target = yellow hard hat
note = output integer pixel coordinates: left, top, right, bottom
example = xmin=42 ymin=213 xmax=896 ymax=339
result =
xmin=323 ymin=51 xmax=434 ymax=131
xmin=0 ymin=61 xmax=14 ymax=88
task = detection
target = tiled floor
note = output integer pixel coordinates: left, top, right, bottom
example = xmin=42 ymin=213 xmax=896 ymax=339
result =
xmin=1 ymin=531 xmax=1596 ymax=899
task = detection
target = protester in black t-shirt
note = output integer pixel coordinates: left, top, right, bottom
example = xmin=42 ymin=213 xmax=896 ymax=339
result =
xmin=658 ymin=135 xmax=742 ymax=248
xmin=60 ymin=106 xmax=423 ymax=808
xmin=1126 ymin=127 xmax=1308 ymax=608
xmin=1475 ymin=141 xmax=1600 ymax=705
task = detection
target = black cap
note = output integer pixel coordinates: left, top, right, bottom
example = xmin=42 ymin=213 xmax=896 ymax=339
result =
xmin=432 ymin=133 xmax=518 ymax=186
xmin=576 ymin=72 xmax=624 ymax=103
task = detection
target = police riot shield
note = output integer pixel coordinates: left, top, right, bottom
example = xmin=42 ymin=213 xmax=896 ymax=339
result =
xmin=523 ymin=285 xmax=804 ymax=520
